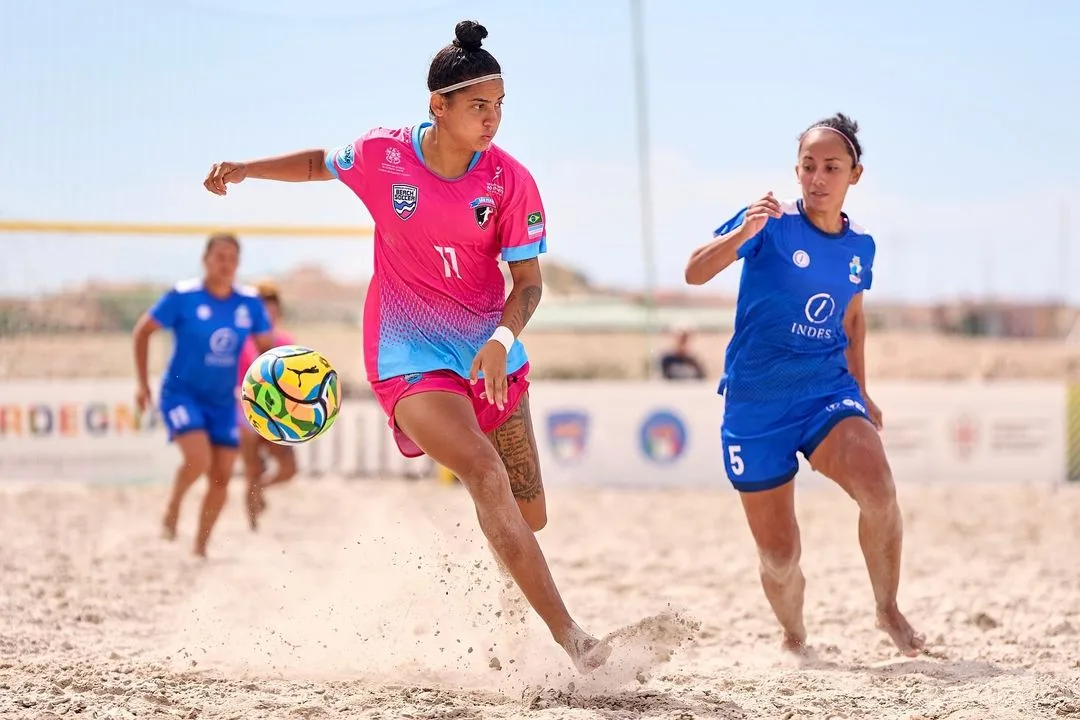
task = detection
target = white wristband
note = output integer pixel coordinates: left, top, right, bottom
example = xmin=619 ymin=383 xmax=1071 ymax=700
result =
xmin=489 ymin=325 xmax=515 ymax=353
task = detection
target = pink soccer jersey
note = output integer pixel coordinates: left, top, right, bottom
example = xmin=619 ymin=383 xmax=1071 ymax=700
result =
xmin=325 ymin=123 xmax=546 ymax=382
xmin=237 ymin=328 xmax=296 ymax=386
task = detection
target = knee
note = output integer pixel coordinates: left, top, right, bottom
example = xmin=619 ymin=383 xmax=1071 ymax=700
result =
xmin=467 ymin=463 xmax=519 ymax=533
xmin=524 ymin=507 xmax=547 ymax=533
xmin=758 ymin=540 xmax=801 ymax=580
xmin=854 ymin=466 xmax=898 ymax=517
xmin=181 ymin=454 xmax=210 ymax=478
xmin=208 ymin=471 xmax=231 ymax=488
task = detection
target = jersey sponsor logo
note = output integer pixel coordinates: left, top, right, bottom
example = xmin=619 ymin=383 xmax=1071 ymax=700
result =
xmin=639 ymin=410 xmax=687 ymax=464
xmin=378 ymin=145 xmax=407 ymax=175
xmin=334 ymin=144 xmax=355 ymax=171
xmin=392 ymin=184 xmax=418 ymax=220
xmin=792 ymin=249 xmax=810 ymax=268
xmin=791 ymin=292 xmax=837 ymax=340
xmin=825 ymin=397 xmax=867 ymax=415
xmin=206 ymin=327 xmax=239 ymax=367
xmin=470 ymin=196 xmax=497 ymax=230
xmin=849 ymin=255 xmax=863 ymax=284
xmin=547 ymin=411 xmax=589 ymax=464
xmin=486 ymin=165 xmax=504 ymax=196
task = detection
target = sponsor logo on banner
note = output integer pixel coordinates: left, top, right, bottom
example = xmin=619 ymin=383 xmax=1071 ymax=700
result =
xmin=547 ymin=411 xmax=588 ymax=463
xmin=639 ymin=410 xmax=687 ymax=464
xmin=952 ymin=414 xmax=978 ymax=458
xmin=0 ymin=401 xmax=159 ymax=438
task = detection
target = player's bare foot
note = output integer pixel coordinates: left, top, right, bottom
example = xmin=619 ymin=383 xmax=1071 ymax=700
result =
xmin=781 ymin=629 xmax=809 ymax=655
xmin=559 ymin=625 xmax=611 ymax=674
xmin=876 ymin=605 xmax=926 ymax=657
xmin=193 ymin=543 xmax=208 ymax=559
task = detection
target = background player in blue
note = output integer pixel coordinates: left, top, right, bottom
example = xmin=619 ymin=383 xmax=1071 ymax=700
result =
xmin=132 ymin=233 xmax=274 ymax=558
xmin=684 ymin=113 xmax=925 ymax=657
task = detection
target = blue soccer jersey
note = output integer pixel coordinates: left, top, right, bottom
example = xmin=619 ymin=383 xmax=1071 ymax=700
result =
xmin=149 ymin=279 xmax=272 ymax=406
xmin=716 ymin=199 xmax=876 ymax=403
xmin=712 ymin=199 xmax=877 ymax=492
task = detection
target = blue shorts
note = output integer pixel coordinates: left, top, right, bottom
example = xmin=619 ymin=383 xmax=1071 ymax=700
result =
xmin=160 ymin=393 xmax=239 ymax=448
xmin=721 ymin=387 xmax=871 ymax=493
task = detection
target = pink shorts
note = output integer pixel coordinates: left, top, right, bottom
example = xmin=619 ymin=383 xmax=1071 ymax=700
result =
xmin=371 ymin=363 xmax=531 ymax=458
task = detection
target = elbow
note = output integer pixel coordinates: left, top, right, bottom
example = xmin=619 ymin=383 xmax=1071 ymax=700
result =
xmin=684 ymin=262 xmax=707 ymax=286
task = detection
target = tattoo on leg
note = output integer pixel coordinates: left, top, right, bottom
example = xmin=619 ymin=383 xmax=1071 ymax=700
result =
xmin=488 ymin=394 xmax=543 ymax=502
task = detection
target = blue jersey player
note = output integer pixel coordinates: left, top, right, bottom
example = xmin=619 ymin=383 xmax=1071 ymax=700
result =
xmin=133 ymin=233 xmax=273 ymax=558
xmin=685 ymin=113 xmax=925 ymax=658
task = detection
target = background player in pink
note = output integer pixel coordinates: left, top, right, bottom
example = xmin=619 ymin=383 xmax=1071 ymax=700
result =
xmin=201 ymin=20 xmax=610 ymax=674
xmin=237 ymin=280 xmax=297 ymax=531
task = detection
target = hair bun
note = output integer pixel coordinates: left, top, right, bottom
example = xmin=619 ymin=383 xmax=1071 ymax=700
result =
xmin=453 ymin=20 xmax=488 ymax=51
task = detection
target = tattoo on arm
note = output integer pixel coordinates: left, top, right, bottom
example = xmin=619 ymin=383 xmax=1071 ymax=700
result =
xmin=307 ymin=157 xmax=313 ymax=180
xmin=487 ymin=394 xmax=542 ymax=502
xmin=504 ymin=284 xmax=542 ymax=335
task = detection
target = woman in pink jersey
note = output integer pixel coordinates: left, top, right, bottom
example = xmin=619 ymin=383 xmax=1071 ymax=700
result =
xmin=202 ymin=21 xmax=610 ymax=674
xmin=236 ymin=280 xmax=298 ymax=531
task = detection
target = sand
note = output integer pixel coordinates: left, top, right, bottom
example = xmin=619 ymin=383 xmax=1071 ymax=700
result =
xmin=1 ymin=477 xmax=1078 ymax=720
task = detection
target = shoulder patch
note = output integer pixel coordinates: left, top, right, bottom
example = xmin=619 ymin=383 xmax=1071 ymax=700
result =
xmin=173 ymin=278 xmax=203 ymax=293
xmin=235 ymin=284 xmax=260 ymax=298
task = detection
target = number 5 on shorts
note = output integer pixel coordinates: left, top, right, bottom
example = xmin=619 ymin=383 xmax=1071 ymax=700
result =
xmin=727 ymin=444 xmax=745 ymax=476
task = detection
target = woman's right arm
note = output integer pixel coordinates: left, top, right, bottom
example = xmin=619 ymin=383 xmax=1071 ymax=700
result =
xmin=204 ymin=149 xmax=333 ymax=195
xmin=684 ymin=224 xmax=757 ymax=286
xmin=684 ymin=192 xmax=781 ymax=286
xmin=132 ymin=312 xmax=161 ymax=410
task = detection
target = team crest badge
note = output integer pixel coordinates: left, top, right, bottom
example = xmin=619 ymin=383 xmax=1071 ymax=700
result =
xmin=547 ymin=411 xmax=589 ymax=464
xmin=848 ymin=255 xmax=863 ymax=284
xmin=392 ymin=184 xmax=418 ymax=221
xmin=470 ymin=196 xmax=497 ymax=230
xmin=639 ymin=410 xmax=687 ymax=464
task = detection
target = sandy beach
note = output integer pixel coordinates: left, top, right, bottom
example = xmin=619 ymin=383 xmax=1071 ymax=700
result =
xmin=1 ymin=477 xmax=1078 ymax=719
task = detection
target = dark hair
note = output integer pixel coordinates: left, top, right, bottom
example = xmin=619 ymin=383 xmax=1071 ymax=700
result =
xmin=799 ymin=112 xmax=863 ymax=167
xmin=204 ymin=232 xmax=240 ymax=257
xmin=426 ymin=21 xmax=501 ymax=95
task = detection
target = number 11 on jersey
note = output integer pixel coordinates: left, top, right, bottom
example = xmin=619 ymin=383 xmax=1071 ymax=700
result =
xmin=434 ymin=246 xmax=461 ymax=278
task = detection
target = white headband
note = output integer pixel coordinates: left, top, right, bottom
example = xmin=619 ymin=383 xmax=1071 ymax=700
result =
xmin=809 ymin=125 xmax=859 ymax=162
xmin=432 ymin=73 xmax=502 ymax=95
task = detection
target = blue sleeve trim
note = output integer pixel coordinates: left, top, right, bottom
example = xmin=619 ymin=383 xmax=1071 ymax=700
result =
xmin=324 ymin=151 xmax=339 ymax=179
xmin=502 ymin=237 xmax=546 ymax=262
xmin=713 ymin=207 xmax=748 ymax=237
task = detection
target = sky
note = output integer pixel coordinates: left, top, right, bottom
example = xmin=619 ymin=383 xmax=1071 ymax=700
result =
xmin=0 ymin=0 xmax=1077 ymax=302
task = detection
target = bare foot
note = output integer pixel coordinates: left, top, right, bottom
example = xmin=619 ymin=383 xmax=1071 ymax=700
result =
xmin=781 ymin=630 xmax=809 ymax=656
xmin=876 ymin=606 xmax=926 ymax=657
xmin=161 ymin=516 xmax=178 ymax=541
xmin=560 ymin=625 xmax=611 ymax=674
xmin=193 ymin=544 xmax=208 ymax=559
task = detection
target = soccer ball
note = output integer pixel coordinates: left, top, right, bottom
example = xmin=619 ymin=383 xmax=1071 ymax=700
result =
xmin=241 ymin=345 xmax=341 ymax=444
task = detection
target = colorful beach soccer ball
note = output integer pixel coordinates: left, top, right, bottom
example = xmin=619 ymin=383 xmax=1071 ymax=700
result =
xmin=241 ymin=345 xmax=341 ymax=445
